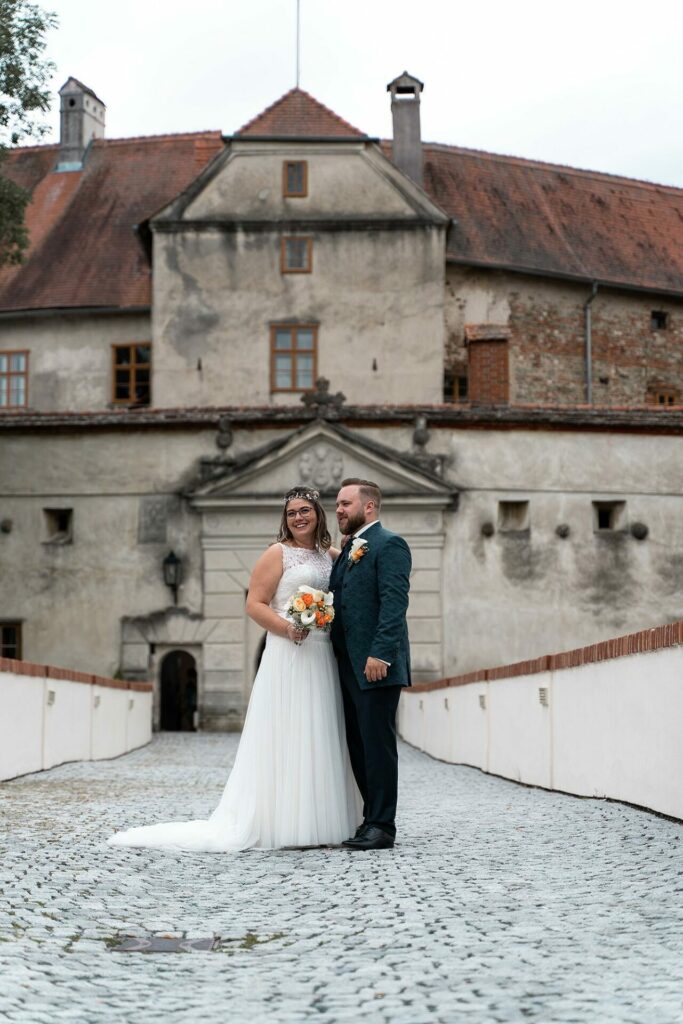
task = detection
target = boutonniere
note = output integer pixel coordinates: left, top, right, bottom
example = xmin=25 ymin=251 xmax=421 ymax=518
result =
xmin=348 ymin=537 xmax=368 ymax=566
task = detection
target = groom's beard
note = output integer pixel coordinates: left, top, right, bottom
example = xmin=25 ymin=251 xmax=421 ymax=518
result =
xmin=338 ymin=510 xmax=367 ymax=536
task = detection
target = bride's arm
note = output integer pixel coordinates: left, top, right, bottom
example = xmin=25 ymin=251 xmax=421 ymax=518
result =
xmin=245 ymin=546 xmax=305 ymax=642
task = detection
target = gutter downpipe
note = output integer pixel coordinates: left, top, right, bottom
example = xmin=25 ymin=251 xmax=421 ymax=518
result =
xmin=584 ymin=281 xmax=599 ymax=404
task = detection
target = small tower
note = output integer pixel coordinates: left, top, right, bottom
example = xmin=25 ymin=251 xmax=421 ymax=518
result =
xmin=57 ymin=78 xmax=106 ymax=171
xmin=386 ymin=71 xmax=424 ymax=188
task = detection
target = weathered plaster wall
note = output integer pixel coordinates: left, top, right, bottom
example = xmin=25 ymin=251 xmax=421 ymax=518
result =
xmin=0 ymin=428 xmax=221 ymax=675
xmin=434 ymin=426 xmax=683 ymax=673
xmin=185 ymin=146 xmax=423 ymax=221
xmin=0 ymin=313 xmax=151 ymax=411
xmin=152 ymin=142 xmax=446 ymax=408
xmin=152 ymin=226 xmax=445 ymax=407
xmin=2 ymin=421 xmax=683 ymax=727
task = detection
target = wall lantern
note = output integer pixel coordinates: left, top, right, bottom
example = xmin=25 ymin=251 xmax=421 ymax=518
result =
xmin=162 ymin=550 xmax=182 ymax=604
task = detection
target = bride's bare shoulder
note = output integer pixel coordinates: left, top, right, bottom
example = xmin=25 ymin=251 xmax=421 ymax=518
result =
xmin=254 ymin=543 xmax=284 ymax=568
xmin=328 ymin=546 xmax=341 ymax=560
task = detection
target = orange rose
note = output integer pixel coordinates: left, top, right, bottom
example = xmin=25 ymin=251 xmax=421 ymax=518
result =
xmin=302 ymin=593 xmax=314 ymax=607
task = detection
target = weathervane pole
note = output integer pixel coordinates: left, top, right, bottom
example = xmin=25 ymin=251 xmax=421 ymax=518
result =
xmin=296 ymin=0 xmax=301 ymax=87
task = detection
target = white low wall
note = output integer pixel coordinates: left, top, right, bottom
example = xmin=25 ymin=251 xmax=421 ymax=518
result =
xmin=399 ymin=631 xmax=683 ymax=820
xmin=0 ymin=660 xmax=153 ymax=782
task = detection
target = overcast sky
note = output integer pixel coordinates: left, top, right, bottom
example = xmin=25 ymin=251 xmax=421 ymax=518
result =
xmin=39 ymin=0 xmax=683 ymax=187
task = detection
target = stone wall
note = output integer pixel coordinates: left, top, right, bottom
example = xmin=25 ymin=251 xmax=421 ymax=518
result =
xmin=445 ymin=265 xmax=683 ymax=406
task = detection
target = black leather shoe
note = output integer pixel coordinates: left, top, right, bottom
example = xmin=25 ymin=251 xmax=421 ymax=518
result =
xmin=342 ymin=825 xmax=394 ymax=851
xmin=341 ymin=823 xmax=369 ymax=846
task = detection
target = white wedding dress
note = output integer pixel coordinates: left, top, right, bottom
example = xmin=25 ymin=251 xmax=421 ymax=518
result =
xmin=108 ymin=544 xmax=361 ymax=852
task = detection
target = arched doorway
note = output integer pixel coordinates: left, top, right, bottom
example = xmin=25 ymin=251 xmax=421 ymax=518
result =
xmin=160 ymin=650 xmax=197 ymax=731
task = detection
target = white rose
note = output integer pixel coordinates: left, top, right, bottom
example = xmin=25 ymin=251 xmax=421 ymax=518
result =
xmin=324 ymin=591 xmax=334 ymax=606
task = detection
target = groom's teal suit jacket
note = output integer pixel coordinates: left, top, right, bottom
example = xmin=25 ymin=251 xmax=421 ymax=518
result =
xmin=330 ymin=523 xmax=412 ymax=691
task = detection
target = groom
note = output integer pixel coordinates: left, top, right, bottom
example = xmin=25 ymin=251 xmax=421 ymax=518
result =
xmin=330 ymin=478 xmax=412 ymax=851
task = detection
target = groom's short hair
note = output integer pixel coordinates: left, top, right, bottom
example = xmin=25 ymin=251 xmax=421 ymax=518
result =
xmin=341 ymin=477 xmax=382 ymax=512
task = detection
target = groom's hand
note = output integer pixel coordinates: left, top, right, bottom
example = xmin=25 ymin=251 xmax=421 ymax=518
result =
xmin=364 ymin=657 xmax=388 ymax=683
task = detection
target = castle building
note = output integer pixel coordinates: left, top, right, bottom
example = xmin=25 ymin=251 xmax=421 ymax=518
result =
xmin=1 ymin=74 xmax=682 ymax=730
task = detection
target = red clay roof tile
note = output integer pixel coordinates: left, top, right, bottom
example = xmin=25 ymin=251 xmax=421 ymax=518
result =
xmin=2 ymin=87 xmax=683 ymax=315
xmin=236 ymin=87 xmax=366 ymax=138
xmin=416 ymin=141 xmax=683 ymax=294
xmin=0 ymin=131 xmax=224 ymax=312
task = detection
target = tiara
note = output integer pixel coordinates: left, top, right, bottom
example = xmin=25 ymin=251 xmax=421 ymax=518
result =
xmin=283 ymin=488 xmax=320 ymax=504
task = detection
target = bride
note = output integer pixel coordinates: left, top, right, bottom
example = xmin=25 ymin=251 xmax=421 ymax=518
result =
xmin=108 ymin=487 xmax=361 ymax=852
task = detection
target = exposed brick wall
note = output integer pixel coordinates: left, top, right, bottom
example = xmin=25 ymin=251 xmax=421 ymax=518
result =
xmin=408 ymin=619 xmax=683 ymax=692
xmin=445 ymin=266 xmax=683 ymax=407
xmin=467 ymin=338 xmax=509 ymax=404
xmin=0 ymin=656 xmax=152 ymax=691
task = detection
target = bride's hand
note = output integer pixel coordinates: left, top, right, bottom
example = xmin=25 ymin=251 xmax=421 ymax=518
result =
xmin=285 ymin=623 xmax=309 ymax=644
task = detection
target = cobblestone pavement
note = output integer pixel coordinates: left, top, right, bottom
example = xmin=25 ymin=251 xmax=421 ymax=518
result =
xmin=1 ymin=734 xmax=682 ymax=1024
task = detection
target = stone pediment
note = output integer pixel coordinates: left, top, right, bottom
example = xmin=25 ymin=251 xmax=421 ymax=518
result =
xmin=189 ymin=421 xmax=456 ymax=512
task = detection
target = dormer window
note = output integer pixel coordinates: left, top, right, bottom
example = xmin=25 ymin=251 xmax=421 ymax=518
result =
xmin=283 ymin=161 xmax=307 ymax=198
xmin=281 ymin=237 xmax=312 ymax=273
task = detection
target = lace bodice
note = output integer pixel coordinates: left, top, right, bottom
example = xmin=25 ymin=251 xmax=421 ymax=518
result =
xmin=270 ymin=543 xmax=333 ymax=618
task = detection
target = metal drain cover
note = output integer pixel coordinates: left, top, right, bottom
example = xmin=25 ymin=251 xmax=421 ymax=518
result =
xmin=110 ymin=935 xmax=217 ymax=953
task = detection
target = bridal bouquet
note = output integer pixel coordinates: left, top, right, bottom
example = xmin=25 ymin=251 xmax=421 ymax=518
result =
xmin=286 ymin=586 xmax=335 ymax=633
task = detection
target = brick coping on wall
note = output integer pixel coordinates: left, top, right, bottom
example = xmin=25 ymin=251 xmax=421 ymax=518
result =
xmin=0 ymin=657 xmax=152 ymax=692
xmin=409 ymin=620 xmax=683 ymax=693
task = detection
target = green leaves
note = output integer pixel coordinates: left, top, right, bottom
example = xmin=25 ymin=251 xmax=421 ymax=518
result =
xmin=0 ymin=0 xmax=57 ymax=265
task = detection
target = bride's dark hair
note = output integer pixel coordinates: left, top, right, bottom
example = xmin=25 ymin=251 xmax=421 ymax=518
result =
xmin=277 ymin=487 xmax=332 ymax=551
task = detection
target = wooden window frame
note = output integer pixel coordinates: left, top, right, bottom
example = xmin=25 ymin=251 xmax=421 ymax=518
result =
xmin=648 ymin=389 xmax=678 ymax=407
xmin=270 ymin=324 xmax=318 ymax=393
xmin=0 ymin=621 xmax=22 ymax=660
xmin=0 ymin=349 xmax=29 ymax=408
xmin=280 ymin=236 xmax=313 ymax=274
xmin=111 ymin=342 xmax=152 ymax=406
xmin=282 ymin=160 xmax=308 ymax=198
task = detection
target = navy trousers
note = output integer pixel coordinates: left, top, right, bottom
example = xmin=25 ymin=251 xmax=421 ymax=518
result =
xmin=337 ymin=648 xmax=402 ymax=837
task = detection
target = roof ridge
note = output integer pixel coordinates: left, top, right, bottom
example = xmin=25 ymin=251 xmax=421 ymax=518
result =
xmin=419 ymin=140 xmax=683 ymax=196
xmin=95 ymin=129 xmax=223 ymax=146
xmin=236 ymin=86 xmax=365 ymax=137
xmin=4 ymin=141 xmax=58 ymax=153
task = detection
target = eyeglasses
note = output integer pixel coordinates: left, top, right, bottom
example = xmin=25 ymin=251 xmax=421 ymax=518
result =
xmin=286 ymin=507 xmax=315 ymax=520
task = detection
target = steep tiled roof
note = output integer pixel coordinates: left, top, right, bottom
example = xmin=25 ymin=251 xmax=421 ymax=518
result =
xmin=3 ymin=90 xmax=683 ymax=314
xmin=0 ymin=131 xmax=224 ymax=312
xmin=416 ymin=142 xmax=683 ymax=295
xmin=236 ymin=88 xmax=366 ymax=138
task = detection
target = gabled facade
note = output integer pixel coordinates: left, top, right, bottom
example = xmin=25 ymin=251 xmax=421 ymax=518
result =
xmin=2 ymin=76 xmax=683 ymax=730
xmin=150 ymin=103 xmax=448 ymax=407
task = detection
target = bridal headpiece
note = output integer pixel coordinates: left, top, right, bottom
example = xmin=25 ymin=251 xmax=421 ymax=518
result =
xmin=283 ymin=488 xmax=320 ymax=504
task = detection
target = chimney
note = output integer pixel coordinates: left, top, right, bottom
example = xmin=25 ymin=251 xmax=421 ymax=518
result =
xmin=57 ymin=78 xmax=106 ymax=171
xmin=387 ymin=71 xmax=424 ymax=188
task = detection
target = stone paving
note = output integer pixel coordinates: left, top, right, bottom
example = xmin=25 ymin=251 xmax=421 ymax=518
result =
xmin=1 ymin=733 xmax=682 ymax=1024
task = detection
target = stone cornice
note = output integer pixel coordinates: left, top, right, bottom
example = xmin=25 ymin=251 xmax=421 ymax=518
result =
xmin=3 ymin=404 xmax=683 ymax=435
xmin=151 ymin=217 xmax=444 ymax=234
